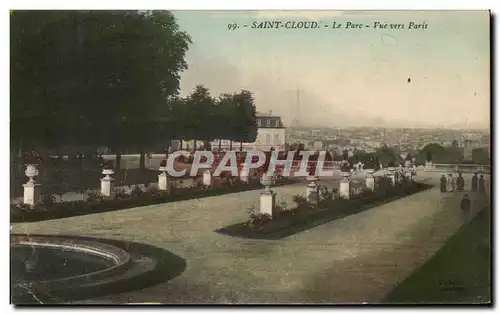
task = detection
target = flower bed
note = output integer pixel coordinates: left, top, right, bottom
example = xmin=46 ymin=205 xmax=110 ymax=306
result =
xmin=11 ymin=178 xmax=297 ymax=223
xmin=11 ymin=168 xmax=159 ymax=198
xmin=215 ymin=182 xmax=433 ymax=240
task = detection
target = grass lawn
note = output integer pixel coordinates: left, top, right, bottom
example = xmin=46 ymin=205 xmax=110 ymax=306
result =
xmin=384 ymin=206 xmax=491 ymax=304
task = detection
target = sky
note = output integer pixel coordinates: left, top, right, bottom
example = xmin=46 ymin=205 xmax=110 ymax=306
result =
xmin=173 ymin=10 xmax=490 ymax=129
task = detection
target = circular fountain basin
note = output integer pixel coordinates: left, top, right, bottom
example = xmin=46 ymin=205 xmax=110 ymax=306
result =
xmin=11 ymin=235 xmax=131 ymax=299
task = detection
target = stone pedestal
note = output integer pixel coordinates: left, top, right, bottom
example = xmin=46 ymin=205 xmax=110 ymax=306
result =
xmin=405 ymin=171 xmax=412 ymax=181
xmin=101 ymin=169 xmax=115 ymax=197
xmin=239 ymin=167 xmax=249 ymax=183
xmin=100 ymin=177 xmax=114 ymax=197
xmin=203 ymin=170 xmax=212 ymax=187
xmin=425 ymin=161 xmax=433 ymax=171
xmin=260 ymin=192 xmax=276 ymax=217
xmin=23 ymin=181 xmax=41 ymax=206
xmin=260 ymin=174 xmax=276 ymax=217
xmin=365 ymin=169 xmax=375 ymax=191
xmin=158 ymin=172 xmax=169 ymax=191
xmin=365 ymin=176 xmax=375 ymax=191
xmin=388 ymin=174 xmax=396 ymax=186
xmin=23 ymin=165 xmax=41 ymax=206
xmin=339 ymin=173 xmax=350 ymax=199
xmin=306 ymin=176 xmax=319 ymax=204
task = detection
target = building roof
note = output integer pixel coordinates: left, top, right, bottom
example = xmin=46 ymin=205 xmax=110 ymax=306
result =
xmin=256 ymin=111 xmax=281 ymax=118
xmin=256 ymin=115 xmax=285 ymax=128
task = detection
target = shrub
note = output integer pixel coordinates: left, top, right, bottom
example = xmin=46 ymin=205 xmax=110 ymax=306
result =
xmin=40 ymin=194 xmax=56 ymax=206
xmin=130 ymin=185 xmax=145 ymax=198
xmin=86 ymin=189 xmax=103 ymax=202
xmin=114 ymin=189 xmax=132 ymax=201
xmin=245 ymin=204 xmax=272 ymax=228
xmin=276 ymin=199 xmax=289 ymax=212
xmin=292 ymin=194 xmax=308 ymax=207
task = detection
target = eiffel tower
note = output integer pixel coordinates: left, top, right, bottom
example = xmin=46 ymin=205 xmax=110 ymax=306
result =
xmin=287 ymin=87 xmax=300 ymax=143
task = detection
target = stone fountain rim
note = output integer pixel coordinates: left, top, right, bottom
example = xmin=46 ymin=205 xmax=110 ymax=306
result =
xmin=11 ymin=234 xmax=132 ymax=290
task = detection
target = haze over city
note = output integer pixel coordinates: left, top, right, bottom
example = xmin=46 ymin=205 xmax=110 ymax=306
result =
xmin=175 ymin=10 xmax=490 ymax=130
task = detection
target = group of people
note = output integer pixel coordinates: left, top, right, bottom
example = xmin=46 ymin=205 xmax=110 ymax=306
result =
xmin=440 ymin=172 xmax=487 ymax=194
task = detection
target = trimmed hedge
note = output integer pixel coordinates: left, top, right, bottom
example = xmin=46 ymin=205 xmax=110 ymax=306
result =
xmin=216 ymin=182 xmax=433 ymax=240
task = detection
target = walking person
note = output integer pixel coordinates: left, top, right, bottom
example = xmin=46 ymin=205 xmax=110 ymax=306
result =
xmin=471 ymin=173 xmax=478 ymax=192
xmin=478 ymin=174 xmax=487 ymax=195
xmin=440 ymin=174 xmax=447 ymax=192
xmin=460 ymin=194 xmax=471 ymax=215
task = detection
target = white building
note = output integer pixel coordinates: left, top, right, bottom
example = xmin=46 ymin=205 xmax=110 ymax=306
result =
xmin=211 ymin=113 xmax=286 ymax=151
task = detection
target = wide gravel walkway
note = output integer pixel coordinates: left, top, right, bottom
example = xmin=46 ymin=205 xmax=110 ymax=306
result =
xmin=11 ymin=172 xmax=490 ymax=303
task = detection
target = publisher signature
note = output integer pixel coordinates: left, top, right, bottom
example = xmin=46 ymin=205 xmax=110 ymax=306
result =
xmin=438 ymin=279 xmax=466 ymax=292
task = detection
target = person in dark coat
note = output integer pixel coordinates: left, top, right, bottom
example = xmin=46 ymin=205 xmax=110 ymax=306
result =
xmin=471 ymin=173 xmax=478 ymax=192
xmin=440 ymin=174 xmax=447 ymax=192
xmin=456 ymin=172 xmax=465 ymax=191
xmin=460 ymin=194 xmax=471 ymax=214
xmin=478 ymin=175 xmax=486 ymax=194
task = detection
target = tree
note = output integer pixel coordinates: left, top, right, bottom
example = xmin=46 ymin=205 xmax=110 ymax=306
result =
xmin=342 ymin=149 xmax=349 ymax=161
xmin=11 ymin=10 xmax=192 ymax=168
xmin=417 ymin=143 xmax=445 ymax=164
xmin=426 ymin=151 xmax=432 ymax=162
xmin=212 ymin=91 xmax=257 ymax=151
xmin=183 ymin=85 xmax=216 ymax=151
xmin=375 ymin=144 xmax=402 ymax=166
xmin=214 ymin=93 xmax=236 ymax=150
xmin=452 ymin=139 xmax=459 ymax=149
xmin=472 ymin=148 xmax=490 ymax=164
xmin=417 ymin=143 xmax=464 ymax=164
xmin=230 ymin=90 xmax=257 ymax=150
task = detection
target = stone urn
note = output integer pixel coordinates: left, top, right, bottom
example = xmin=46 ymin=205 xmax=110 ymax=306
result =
xmin=261 ymin=173 xmax=273 ymax=194
xmin=340 ymin=171 xmax=350 ymax=180
xmin=25 ymin=164 xmax=39 ymax=183
xmin=386 ymin=166 xmax=396 ymax=172
xmin=306 ymin=175 xmax=319 ymax=204
xmin=386 ymin=167 xmax=396 ymax=186
xmin=364 ymin=169 xmax=375 ymax=175
xmin=102 ymin=168 xmax=114 ymax=177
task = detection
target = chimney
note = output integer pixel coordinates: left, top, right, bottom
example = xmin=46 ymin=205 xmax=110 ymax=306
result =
xmin=269 ymin=110 xmax=272 ymax=115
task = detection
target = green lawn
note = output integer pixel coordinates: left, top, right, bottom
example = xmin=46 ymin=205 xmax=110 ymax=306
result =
xmin=384 ymin=207 xmax=491 ymax=304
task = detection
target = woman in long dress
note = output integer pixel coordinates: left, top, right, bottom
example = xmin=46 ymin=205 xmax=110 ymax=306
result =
xmin=478 ymin=175 xmax=486 ymax=194
xmin=447 ymin=173 xmax=454 ymax=192
xmin=471 ymin=173 xmax=478 ymax=192
xmin=440 ymin=174 xmax=447 ymax=192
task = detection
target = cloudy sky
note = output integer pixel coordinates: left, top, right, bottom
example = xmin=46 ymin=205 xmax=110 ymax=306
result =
xmin=173 ymin=10 xmax=490 ymax=129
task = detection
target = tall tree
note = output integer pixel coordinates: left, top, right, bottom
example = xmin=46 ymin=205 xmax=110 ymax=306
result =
xmin=11 ymin=10 xmax=192 ymax=168
xmin=184 ymin=85 xmax=216 ymax=151
xmin=342 ymin=149 xmax=349 ymax=161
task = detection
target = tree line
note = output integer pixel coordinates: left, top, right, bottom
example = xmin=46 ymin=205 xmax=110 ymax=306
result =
xmin=11 ymin=10 xmax=257 ymax=169
xmin=336 ymin=142 xmax=489 ymax=167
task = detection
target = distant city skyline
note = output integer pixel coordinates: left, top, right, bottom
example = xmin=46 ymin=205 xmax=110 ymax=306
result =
xmin=174 ymin=10 xmax=490 ymax=130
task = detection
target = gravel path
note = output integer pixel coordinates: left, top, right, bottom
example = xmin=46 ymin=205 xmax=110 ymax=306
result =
xmin=11 ymin=172 xmax=490 ymax=303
